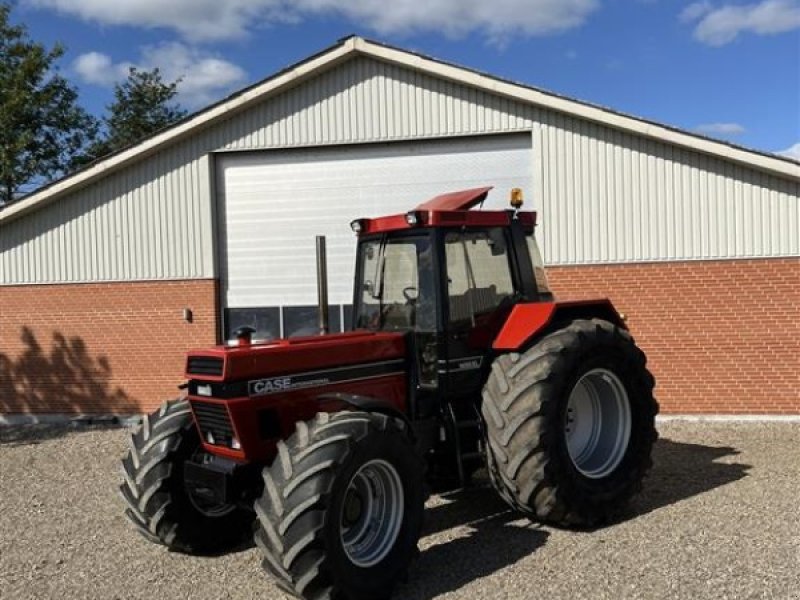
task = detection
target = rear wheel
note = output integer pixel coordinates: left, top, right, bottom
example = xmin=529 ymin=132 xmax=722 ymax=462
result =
xmin=482 ymin=319 xmax=658 ymax=526
xmin=119 ymin=399 xmax=253 ymax=553
xmin=254 ymin=411 xmax=424 ymax=600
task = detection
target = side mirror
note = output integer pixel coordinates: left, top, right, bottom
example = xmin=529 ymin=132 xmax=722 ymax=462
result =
xmin=488 ymin=229 xmax=507 ymax=256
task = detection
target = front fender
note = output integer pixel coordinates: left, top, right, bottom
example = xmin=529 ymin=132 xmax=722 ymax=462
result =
xmin=492 ymin=299 xmax=625 ymax=351
xmin=317 ymin=392 xmax=412 ymax=431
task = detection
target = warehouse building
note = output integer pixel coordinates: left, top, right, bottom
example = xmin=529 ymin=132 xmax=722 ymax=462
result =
xmin=1 ymin=36 xmax=798 ymax=419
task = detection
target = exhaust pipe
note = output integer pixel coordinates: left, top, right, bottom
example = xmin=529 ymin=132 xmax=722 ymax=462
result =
xmin=316 ymin=235 xmax=330 ymax=334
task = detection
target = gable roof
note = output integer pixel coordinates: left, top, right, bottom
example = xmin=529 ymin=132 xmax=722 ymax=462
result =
xmin=2 ymin=35 xmax=797 ymax=225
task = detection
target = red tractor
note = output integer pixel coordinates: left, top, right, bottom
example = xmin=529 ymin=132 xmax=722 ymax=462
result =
xmin=120 ymin=187 xmax=658 ymax=600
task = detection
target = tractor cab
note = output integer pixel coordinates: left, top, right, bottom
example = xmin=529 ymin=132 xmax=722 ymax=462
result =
xmin=350 ymin=187 xmax=552 ymax=411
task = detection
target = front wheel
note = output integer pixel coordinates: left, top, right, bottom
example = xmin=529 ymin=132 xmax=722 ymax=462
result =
xmin=482 ymin=319 xmax=658 ymax=527
xmin=254 ymin=411 xmax=425 ymax=600
xmin=119 ymin=399 xmax=254 ymax=553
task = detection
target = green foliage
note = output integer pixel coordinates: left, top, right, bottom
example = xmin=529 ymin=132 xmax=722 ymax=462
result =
xmin=0 ymin=3 xmax=98 ymax=205
xmin=87 ymin=68 xmax=187 ymax=160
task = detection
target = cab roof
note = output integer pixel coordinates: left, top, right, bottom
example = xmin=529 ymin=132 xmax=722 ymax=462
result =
xmin=353 ymin=187 xmax=536 ymax=236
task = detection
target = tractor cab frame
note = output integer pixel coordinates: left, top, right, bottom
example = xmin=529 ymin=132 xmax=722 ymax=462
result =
xmin=351 ymin=187 xmax=552 ymax=413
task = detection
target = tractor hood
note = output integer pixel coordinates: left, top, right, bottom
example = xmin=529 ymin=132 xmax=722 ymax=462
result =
xmin=183 ymin=330 xmax=408 ymax=461
xmin=185 ymin=330 xmax=406 ymax=383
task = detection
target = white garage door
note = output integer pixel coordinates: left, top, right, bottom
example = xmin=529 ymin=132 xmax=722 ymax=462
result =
xmin=216 ymin=134 xmax=532 ymax=339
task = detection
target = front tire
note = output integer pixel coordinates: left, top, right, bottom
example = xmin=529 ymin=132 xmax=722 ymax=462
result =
xmin=482 ymin=319 xmax=658 ymax=527
xmin=254 ymin=411 xmax=424 ymax=600
xmin=119 ymin=399 xmax=253 ymax=553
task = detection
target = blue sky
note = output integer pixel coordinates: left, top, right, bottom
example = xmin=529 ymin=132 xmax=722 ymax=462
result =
xmin=11 ymin=0 xmax=800 ymax=159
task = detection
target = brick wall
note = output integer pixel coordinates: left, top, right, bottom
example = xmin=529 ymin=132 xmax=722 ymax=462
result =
xmin=0 ymin=280 xmax=217 ymax=415
xmin=548 ymin=258 xmax=800 ymax=414
xmin=1 ymin=259 xmax=798 ymax=417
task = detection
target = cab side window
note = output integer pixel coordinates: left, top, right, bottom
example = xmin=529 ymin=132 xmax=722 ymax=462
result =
xmin=445 ymin=229 xmax=514 ymax=325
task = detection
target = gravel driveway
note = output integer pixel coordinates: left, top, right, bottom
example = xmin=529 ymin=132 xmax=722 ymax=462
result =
xmin=1 ymin=421 xmax=798 ymax=600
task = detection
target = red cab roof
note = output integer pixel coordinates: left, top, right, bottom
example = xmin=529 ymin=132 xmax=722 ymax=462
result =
xmin=414 ymin=186 xmax=493 ymax=211
xmin=353 ymin=186 xmax=536 ymax=235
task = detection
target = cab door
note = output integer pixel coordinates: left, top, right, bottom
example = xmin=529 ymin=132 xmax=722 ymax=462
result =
xmin=352 ymin=232 xmax=443 ymax=418
xmin=441 ymin=228 xmax=518 ymax=401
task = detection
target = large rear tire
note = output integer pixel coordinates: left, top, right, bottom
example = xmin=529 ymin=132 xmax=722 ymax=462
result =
xmin=254 ymin=411 xmax=425 ymax=600
xmin=482 ymin=319 xmax=658 ymax=527
xmin=119 ymin=399 xmax=253 ymax=553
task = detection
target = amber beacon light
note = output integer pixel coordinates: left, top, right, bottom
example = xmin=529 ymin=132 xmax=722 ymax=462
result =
xmin=510 ymin=188 xmax=524 ymax=209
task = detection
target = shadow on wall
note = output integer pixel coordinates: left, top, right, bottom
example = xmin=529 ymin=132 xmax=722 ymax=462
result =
xmin=0 ymin=326 xmax=137 ymax=417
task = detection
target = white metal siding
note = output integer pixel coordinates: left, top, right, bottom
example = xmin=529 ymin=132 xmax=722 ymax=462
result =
xmin=218 ymin=135 xmax=532 ymax=308
xmin=535 ymin=117 xmax=799 ymax=264
xmin=214 ymin=58 xmax=534 ymax=149
xmin=0 ymin=153 xmax=215 ymax=284
xmin=1 ymin=55 xmax=798 ymax=285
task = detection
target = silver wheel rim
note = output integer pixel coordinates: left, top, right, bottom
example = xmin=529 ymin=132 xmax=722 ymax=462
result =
xmin=565 ymin=368 xmax=632 ymax=479
xmin=340 ymin=459 xmax=404 ymax=568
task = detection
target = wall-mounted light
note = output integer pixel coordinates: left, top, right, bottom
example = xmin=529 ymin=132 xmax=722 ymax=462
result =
xmin=183 ymin=308 xmax=193 ymax=323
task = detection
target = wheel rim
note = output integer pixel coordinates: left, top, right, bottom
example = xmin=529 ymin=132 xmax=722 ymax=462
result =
xmin=340 ymin=459 xmax=404 ymax=568
xmin=565 ymin=368 xmax=632 ymax=479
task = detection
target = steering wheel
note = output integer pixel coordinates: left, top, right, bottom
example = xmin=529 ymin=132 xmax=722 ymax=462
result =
xmin=403 ymin=286 xmax=418 ymax=302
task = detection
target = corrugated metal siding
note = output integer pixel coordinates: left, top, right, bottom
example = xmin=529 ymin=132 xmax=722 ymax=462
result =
xmin=212 ymin=59 xmax=535 ymax=149
xmin=1 ymin=153 xmax=214 ymax=283
xmin=534 ymin=116 xmax=799 ymax=264
xmin=1 ymin=55 xmax=797 ymax=285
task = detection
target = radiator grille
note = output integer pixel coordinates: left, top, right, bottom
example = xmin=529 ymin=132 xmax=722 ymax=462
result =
xmin=191 ymin=401 xmax=234 ymax=447
xmin=187 ymin=356 xmax=224 ymax=376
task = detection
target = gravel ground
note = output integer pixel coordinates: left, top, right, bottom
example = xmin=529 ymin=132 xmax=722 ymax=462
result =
xmin=1 ymin=421 xmax=798 ymax=600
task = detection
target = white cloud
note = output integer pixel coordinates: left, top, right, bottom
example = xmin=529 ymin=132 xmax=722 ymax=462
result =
xmin=681 ymin=0 xmax=800 ymax=46
xmin=72 ymin=43 xmax=247 ymax=108
xmin=72 ymin=51 xmax=125 ymax=86
xmin=776 ymin=142 xmax=800 ymax=160
xmin=694 ymin=122 xmax=747 ymax=135
xmin=308 ymin=0 xmax=599 ymax=41
xmin=680 ymin=2 xmax=713 ymax=22
xmin=30 ymin=0 xmax=599 ymax=42
xmin=139 ymin=43 xmax=248 ymax=106
xmin=31 ymin=0 xmax=272 ymax=42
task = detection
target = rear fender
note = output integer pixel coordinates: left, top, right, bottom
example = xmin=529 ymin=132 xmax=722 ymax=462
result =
xmin=492 ymin=299 xmax=625 ymax=351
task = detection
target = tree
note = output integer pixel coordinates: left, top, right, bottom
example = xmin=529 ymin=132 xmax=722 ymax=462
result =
xmin=87 ymin=68 xmax=187 ymax=160
xmin=0 ymin=3 xmax=98 ymax=205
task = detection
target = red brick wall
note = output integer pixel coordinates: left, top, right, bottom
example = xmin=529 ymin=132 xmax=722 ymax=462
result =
xmin=0 ymin=279 xmax=217 ymax=415
xmin=548 ymin=258 xmax=800 ymax=414
xmin=1 ymin=259 xmax=798 ymax=416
